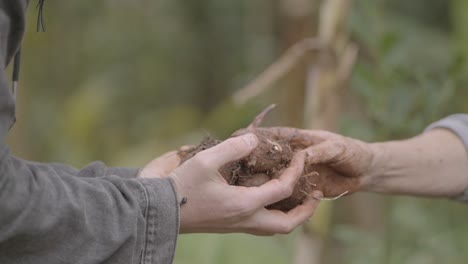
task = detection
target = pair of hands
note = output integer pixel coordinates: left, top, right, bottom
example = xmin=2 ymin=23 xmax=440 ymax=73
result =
xmin=140 ymin=129 xmax=376 ymax=235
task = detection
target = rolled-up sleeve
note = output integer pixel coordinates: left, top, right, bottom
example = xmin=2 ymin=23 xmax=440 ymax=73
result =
xmin=425 ymin=114 xmax=468 ymax=201
xmin=425 ymin=114 xmax=468 ymax=150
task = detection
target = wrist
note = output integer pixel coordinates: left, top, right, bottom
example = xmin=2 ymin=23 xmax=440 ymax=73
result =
xmin=360 ymin=142 xmax=387 ymax=192
xmin=168 ymin=174 xmax=184 ymax=205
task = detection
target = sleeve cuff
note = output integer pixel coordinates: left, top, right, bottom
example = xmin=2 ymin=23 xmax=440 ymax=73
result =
xmin=135 ymin=177 xmax=179 ymax=264
xmin=105 ymin=166 xmax=141 ymax=179
xmin=425 ymin=114 xmax=468 ymax=201
xmin=425 ymin=114 xmax=468 ymax=151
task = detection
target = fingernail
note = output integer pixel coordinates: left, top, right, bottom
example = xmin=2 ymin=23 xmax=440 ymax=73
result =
xmin=242 ymin=133 xmax=258 ymax=148
xmin=311 ymin=190 xmax=323 ymax=199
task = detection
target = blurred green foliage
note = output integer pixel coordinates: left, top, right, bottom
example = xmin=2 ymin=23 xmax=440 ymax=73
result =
xmin=7 ymin=0 xmax=468 ymax=263
xmin=338 ymin=1 xmax=468 ymax=264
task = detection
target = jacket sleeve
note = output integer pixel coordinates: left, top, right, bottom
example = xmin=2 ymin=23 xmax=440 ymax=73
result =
xmin=25 ymin=159 xmax=141 ymax=179
xmin=0 ymin=4 xmax=179 ymax=264
xmin=425 ymin=114 xmax=468 ymax=201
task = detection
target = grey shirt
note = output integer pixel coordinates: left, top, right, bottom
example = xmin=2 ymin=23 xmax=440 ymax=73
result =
xmin=0 ymin=1 xmax=179 ymax=264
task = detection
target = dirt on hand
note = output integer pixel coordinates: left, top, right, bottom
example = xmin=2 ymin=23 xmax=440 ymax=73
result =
xmin=178 ymin=105 xmax=334 ymax=212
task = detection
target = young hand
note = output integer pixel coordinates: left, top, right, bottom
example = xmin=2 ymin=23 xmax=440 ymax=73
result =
xmin=169 ymin=133 xmax=322 ymax=235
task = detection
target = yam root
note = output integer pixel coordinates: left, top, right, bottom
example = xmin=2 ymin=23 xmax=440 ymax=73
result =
xmin=178 ymin=104 xmax=348 ymax=212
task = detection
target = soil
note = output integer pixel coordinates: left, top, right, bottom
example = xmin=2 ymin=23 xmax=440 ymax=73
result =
xmin=178 ymin=105 xmax=320 ymax=212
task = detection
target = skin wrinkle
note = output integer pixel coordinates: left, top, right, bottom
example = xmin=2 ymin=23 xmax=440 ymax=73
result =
xmin=364 ymin=129 xmax=468 ymax=197
xmin=237 ymin=125 xmax=468 ymax=200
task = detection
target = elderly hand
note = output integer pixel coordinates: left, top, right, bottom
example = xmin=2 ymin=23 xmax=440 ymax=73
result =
xmin=238 ymin=127 xmax=375 ymax=197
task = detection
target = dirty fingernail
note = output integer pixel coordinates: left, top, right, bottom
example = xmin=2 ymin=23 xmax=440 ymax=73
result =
xmin=242 ymin=133 xmax=258 ymax=147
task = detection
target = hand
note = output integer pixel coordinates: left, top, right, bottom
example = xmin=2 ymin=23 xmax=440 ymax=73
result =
xmin=169 ymin=133 xmax=322 ymax=235
xmin=301 ymin=130 xmax=375 ymax=196
xmin=237 ymin=128 xmax=375 ymax=197
xmin=139 ymin=151 xmax=182 ymax=178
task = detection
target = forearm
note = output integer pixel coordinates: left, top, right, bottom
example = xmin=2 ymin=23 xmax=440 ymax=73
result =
xmin=363 ymin=129 xmax=468 ymax=198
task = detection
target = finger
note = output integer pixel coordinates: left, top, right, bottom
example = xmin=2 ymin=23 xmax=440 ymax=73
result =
xmin=141 ymin=151 xmax=181 ymax=178
xmin=244 ymin=151 xmax=306 ymax=207
xmin=196 ymin=133 xmax=258 ymax=168
xmin=161 ymin=150 xmax=180 ymax=159
xmin=245 ymin=192 xmax=321 ymax=235
xmin=304 ymin=140 xmax=344 ymax=164
xmin=160 ymin=151 xmax=182 ymax=174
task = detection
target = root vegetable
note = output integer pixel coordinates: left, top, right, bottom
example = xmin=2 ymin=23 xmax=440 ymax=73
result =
xmin=178 ymin=104 xmax=347 ymax=212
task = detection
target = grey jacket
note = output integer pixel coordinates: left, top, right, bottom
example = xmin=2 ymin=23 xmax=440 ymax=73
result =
xmin=0 ymin=1 xmax=179 ymax=264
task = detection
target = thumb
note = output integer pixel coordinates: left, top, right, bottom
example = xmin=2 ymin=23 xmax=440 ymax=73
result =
xmin=197 ymin=133 xmax=258 ymax=168
xmin=305 ymin=140 xmax=345 ymax=164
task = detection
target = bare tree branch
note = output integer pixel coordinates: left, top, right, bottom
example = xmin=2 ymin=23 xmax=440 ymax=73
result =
xmin=233 ymin=38 xmax=324 ymax=104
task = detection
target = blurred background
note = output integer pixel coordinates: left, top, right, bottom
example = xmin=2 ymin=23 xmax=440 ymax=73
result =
xmin=7 ymin=0 xmax=468 ymax=263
